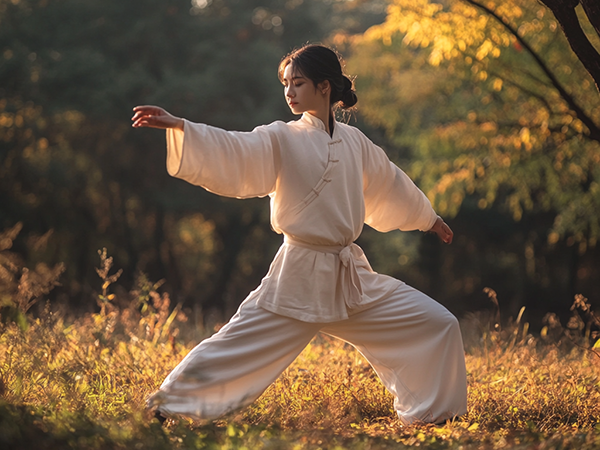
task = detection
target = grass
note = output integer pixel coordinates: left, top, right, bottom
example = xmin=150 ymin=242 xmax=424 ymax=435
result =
xmin=1 ymin=249 xmax=600 ymax=449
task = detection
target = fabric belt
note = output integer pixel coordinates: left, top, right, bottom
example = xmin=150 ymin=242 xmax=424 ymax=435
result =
xmin=284 ymin=236 xmax=364 ymax=310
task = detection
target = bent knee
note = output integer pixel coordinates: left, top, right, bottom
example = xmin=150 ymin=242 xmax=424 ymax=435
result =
xmin=429 ymin=307 xmax=460 ymax=333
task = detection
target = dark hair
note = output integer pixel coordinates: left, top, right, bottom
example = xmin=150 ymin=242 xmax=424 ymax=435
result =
xmin=278 ymin=44 xmax=357 ymax=110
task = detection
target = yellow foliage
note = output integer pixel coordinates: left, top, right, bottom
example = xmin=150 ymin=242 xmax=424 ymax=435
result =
xmin=348 ymin=0 xmax=600 ymax=238
xmin=358 ymin=0 xmax=516 ymax=67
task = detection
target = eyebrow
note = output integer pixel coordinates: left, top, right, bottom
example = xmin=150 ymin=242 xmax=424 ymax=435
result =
xmin=282 ymin=75 xmax=306 ymax=84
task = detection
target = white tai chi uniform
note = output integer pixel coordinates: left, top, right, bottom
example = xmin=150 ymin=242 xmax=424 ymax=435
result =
xmin=147 ymin=112 xmax=467 ymax=424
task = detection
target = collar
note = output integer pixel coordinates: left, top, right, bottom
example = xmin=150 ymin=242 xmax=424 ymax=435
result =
xmin=300 ymin=112 xmax=336 ymax=134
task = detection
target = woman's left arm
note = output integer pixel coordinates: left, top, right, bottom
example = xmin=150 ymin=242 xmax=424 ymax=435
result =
xmin=361 ymin=132 xmax=437 ymax=233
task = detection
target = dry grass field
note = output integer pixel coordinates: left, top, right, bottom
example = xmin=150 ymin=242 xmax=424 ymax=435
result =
xmin=1 ymin=250 xmax=600 ymax=449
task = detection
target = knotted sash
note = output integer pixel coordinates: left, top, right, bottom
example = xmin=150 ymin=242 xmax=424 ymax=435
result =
xmin=284 ymin=236 xmax=364 ymax=310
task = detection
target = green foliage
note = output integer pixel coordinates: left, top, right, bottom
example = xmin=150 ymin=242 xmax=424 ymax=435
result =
xmin=347 ymin=0 xmax=600 ymax=241
xmin=0 ymin=0 xmax=386 ymax=316
xmin=334 ymin=0 xmax=600 ymax=317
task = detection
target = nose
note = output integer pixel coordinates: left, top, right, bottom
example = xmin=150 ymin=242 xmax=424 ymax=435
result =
xmin=285 ymin=85 xmax=295 ymax=98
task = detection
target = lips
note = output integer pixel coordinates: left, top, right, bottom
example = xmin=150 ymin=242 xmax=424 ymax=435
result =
xmin=289 ymin=102 xmax=298 ymax=107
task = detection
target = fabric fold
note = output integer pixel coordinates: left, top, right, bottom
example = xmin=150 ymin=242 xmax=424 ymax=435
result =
xmin=284 ymin=237 xmax=364 ymax=311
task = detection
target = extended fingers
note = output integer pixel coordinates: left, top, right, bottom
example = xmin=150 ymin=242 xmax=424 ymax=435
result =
xmin=443 ymin=231 xmax=453 ymax=244
xmin=132 ymin=108 xmax=162 ymax=128
xmin=132 ymin=108 xmax=159 ymax=120
xmin=132 ymin=115 xmax=159 ymax=128
xmin=132 ymin=113 xmax=149 ymax=124
xmin=133 ymin=105 xmax=161 ymax=113
xmin=131 ymin=113 xmax=151 ymax=126
xmin=430 ymin=217 xmax=453 ymax=244
xmin=132 ymin=119 xmax=150 ymax=128
xmin=441 ymin=222 xmax=453 ymax=244
xmin=131 ymin=106 xmax=163 ymax=120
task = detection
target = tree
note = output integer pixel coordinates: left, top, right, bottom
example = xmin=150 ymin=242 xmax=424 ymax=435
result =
xmin=0 ymin=0 xmax=386 ymax=319
xmin=538 ymin=0 xmax=600 ymax=91
xmin=344 ymin=0 xmax=600 ymax=316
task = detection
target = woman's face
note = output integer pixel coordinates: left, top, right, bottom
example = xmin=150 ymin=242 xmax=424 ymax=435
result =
xmin=282 ymin=63 xmax=328 ymax=116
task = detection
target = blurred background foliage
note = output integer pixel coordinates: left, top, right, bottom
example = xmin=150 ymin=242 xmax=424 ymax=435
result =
xmin=1 ymin=0 xmax=599 ymax=326
xmin=343 ymin=0 xmax=600 ymax=321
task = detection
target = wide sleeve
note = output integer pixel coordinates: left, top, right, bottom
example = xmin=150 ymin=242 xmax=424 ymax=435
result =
xmin=362 ymin=136 xmax=437 ymax=233
xmin=166 ymin=120 xmax=280 ymax=199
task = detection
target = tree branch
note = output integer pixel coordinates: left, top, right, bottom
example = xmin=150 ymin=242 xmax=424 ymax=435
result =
xmin=539 ymin=0 xmax=600 ymax=91
xmin=461 ymin=0 xmax=600 ymax=142
xmin=580 ymin=0 xmax=600 ymax=39
xmin=498 ymin=74 xmax=555 ymax=112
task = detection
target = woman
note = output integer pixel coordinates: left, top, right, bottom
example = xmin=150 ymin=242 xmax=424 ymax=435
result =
xmin=132 ymin=44 xmax=467 ymax=425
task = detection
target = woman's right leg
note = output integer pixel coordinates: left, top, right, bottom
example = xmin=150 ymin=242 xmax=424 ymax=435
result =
xmin=147 ymin=295 xmax=321 ymax=421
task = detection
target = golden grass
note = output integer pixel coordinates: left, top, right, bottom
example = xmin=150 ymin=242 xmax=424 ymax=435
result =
xmin=1 ymin=246 xmax=600 ymax=448
xmin=2 ymin=290 xmax=600 ymax=449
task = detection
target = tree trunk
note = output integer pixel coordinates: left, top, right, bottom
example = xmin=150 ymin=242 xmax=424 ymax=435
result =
xmin=580 ymin=0 xmax=600 ymax=38
xmin=540 ymin=0 xmax=600 ymax=92
xmin=464 ymin=0 xmax=600 ymax=142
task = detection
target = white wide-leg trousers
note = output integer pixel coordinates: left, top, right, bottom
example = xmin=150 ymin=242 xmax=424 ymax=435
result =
xmin=148 ymin=283 xmax=468 ymax=425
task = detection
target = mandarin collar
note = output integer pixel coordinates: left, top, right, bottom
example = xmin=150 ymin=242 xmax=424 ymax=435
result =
xmin=301 ymin=112 xmax=336 ymax=135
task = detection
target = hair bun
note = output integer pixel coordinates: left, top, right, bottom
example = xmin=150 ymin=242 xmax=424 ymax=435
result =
xmin=340 ymin=76 xmax=357 ymax=109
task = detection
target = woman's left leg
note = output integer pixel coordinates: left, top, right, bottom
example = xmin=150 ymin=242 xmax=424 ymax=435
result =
xmin=321 ymin=283 xmax=467 ymax=425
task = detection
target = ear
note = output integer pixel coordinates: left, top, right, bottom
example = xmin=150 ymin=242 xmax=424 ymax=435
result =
xmin=317 ymin=80 xmax=330 ymax=96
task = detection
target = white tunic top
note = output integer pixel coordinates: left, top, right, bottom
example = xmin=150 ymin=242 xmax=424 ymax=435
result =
xmin=166 ymin=112 xmax=437 ymax=322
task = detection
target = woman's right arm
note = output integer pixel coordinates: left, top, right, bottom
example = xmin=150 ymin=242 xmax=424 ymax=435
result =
xmin=131 ymin=105 xmax=184 ymax=131
xmin=132 ymin=104 xmax=280 ymax=199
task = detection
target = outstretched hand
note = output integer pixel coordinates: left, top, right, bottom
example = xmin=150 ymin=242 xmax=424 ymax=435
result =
xmin=131 ymin=105 xmax=184 ymax=130
xmin=428 ymin=216 xmax=453 ymax=244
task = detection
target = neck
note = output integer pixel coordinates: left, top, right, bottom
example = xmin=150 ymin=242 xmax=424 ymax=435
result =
xmin=309 ymin=108 xmax=334 ymax=137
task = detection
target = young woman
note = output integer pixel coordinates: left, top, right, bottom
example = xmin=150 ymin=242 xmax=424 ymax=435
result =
xmin=132 ymin=44 xmax=467 ymax=425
